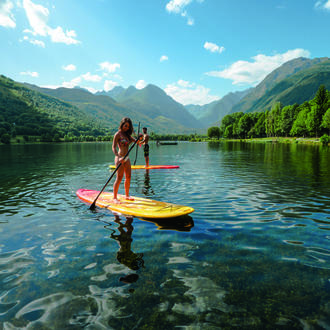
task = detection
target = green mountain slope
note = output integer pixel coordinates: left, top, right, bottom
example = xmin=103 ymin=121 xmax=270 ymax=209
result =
xmin=24 ymin=84 xmax=143 ymax=125
xmin=25 ymin=84 xmax=199 ymax=133
xmin=113 ymin=84 xmax=201 ymax=128
xmin=96 ymin=86 xmax=125 ymax=99
xmin=0 ymin=75 xmax=104 ymax=138
xmin=186 ymin=89 xmax=251 ymax=127
xmin=244 ymin=59 xmax=330 ymax=113
xmin=231 ymin=57 xmax=330 ymax=114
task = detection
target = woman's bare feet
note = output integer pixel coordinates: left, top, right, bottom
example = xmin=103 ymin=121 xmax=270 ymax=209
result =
xmin=112 ymin=198 xmax=121 ymax=204
xmin=125 ymin=196 xmax=134 ymax=201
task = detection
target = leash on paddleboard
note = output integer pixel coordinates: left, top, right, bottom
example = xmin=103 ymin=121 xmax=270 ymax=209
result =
xmin=134 ymin=122 xmax=140 ymax=165
xmin=89 ymin=125 xmax=142 ymax=211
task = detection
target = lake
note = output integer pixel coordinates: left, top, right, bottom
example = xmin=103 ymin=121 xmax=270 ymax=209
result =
xmin=0 ymin=141 xmax=329 ymax=329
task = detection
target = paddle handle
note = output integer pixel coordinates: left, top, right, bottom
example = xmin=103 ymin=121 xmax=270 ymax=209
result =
xmin=89 ymin=137 xmax=140 ymax=210
xmin=134 ymin=122 xmax=140 ymax=165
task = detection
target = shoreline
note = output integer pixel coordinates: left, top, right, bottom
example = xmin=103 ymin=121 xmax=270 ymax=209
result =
xmin=1 ymin=136 xmax=329 ymax=146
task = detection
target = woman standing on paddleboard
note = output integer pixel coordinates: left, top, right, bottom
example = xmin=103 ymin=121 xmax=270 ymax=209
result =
xmin=112 ymin=117 xmax=137 ymax=203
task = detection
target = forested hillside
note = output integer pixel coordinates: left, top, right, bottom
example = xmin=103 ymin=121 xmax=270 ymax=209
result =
xmin=210 ymin=85 xmax=330 ymax=140
xmin=0 ymin=75 xmax=106 ymax=143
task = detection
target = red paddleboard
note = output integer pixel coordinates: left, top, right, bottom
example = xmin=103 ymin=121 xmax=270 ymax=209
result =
xmin=109 ymin=165 xmax=179 ymax=170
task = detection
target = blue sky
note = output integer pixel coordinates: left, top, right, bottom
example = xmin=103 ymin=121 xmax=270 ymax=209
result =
xmin=1 ymin=0 xmax=330 ymax=105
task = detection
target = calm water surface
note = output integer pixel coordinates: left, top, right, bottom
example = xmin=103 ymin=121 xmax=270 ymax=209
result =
xmin=0 ymin=141 xmax=329 ymax=329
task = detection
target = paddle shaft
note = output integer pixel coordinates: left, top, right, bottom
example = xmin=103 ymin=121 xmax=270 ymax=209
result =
xmin=134 ymin=122 xmax=140 ymax=165
xmin=89 ymin=137 xmax=139 ymax=210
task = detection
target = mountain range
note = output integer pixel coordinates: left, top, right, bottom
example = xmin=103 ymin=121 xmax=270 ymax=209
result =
xmin=188 ymin=57 xmax=330 ymax=127
xmin=1 ymin=56 xmax=330 ymax=136
xmin=24 ymin=83 xmax=200 ymax=134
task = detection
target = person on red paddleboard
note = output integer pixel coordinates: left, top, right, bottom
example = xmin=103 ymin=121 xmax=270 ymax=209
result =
xmin=112 ymin=117 xmax=140 ymax=203
xmin=138 ymin=127 xmax=150 ymax=168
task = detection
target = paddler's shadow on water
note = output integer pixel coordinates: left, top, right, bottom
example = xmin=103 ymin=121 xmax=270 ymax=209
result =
xmin=109 ymin=215 xmax=144 ymax=284
xmin=140 ymin=215 xmax=194 ymax=232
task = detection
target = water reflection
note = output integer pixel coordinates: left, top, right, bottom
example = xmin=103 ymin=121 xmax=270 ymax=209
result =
xmin=142 ymin=170 xmax=154 ymax=196
xmin=110 ymin=216 xmax=144 ymax=278
xmin=103 ymin=213 xmax=195 ymax=289
xmin=207 ymin=141 xmax=222 ymax=150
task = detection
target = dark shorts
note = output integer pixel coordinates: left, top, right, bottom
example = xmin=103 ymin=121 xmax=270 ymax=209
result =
xmin=144 ymin=144 xmax=149 ymax=157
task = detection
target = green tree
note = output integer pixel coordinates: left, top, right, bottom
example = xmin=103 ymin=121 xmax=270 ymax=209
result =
xmin=290 ymin=106 xmax=310 ymax=137
xmin=307 ymin=85 xmax=330 ymax=137
xmin=314 ymin=84 xmax=328 ymax=113
xmin=252 ymin=112 xmax=266 ymax=138
xmin=1 ymin=133 xmax=11 ymax=144
xmin=306 ymin=105 xmax=323 ymax=137
xmin=220 ymin=112 xmax=244 ymax=137
xmin=266 ymin=102 xmax=282 ymax=137
xmin=207 ymin=126 xmax=221 ymax=139
xmin=224 ymin=124 xmax=233 ymax=138
xmin=321 ymin=108 xmax=330 ymax=135
xmin=280 ymin=104 xmax=299 ymax=137
xmin=237 ymin=113 xmax=254 ymax=138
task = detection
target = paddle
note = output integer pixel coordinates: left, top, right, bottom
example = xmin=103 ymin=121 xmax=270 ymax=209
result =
xmin=134 ymin=122 xmax=140 ymax=165
xmin=89 ymin=132 xmax=141 ymax=210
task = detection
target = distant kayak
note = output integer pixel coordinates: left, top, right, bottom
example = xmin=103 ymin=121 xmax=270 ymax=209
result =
xmin=157 ymin=142 xmax=178 ymax=145
xmin=109 ymin=165 xmax=180 ymax=170
xmin=76 ymin=189 xmax=194 ymax=218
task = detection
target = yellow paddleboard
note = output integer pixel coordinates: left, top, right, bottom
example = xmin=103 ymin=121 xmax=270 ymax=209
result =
xmin=76 ymin=189 xmax=194 ymax=219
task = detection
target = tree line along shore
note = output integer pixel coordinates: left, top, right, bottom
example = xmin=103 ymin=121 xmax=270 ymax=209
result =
xmin=207 ymin=85 xmax=330 ymax=146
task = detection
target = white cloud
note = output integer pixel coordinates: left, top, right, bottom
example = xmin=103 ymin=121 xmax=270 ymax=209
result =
xmin=62 ymin=64 xmax=76 ymax=71
xmin=160 ymin=55 xmax=168 ymax=62
xmin=315 ymin=0 xmax=330 ymax=10
xmin=41 ymin=84 xmax=61 ymax=89
xmin=204 ymin=42 xmax=225 ymax=54
xmin=81 ymin=72 xmax=102 ymax=82
xmin=165 ymin=80 xmax=220 ymax=105
xmin=166 ymin=0 xmax=202 ymax=25
xmin=22 ymin=0 xmax=79 ymax=45
xmin=104 ymin=80 xmax=118 ymax=92
xmin=62 ymin=76 xmax=82 ymax=88
xmin=186 ymin=16 xmax=194 ymax=25
xmin=29 ymin=38 xmax=45 ymax=47
xmin=0 ymin=0 xmax=16 ymax=28
xmin=177 ymin=79 xmax=193 ymax=88
xmin=20 ymin=71 xmax=39 ymax=77
xmin=48 ymin=26 xmax=79 ymax=45
xmin=84 ymin=86 xmax=98 ymax=94
xmin=166 ymin=0 xmax=193 ymax=13
xmin=206 ymin=48 xmax=311 ymax=86
xmin=21 ymin=35 xmax=45 ymax=47
xmin=136 ymin=80 xmax=147 ymax=89
xmin=99 ymin=61 xmax=120 ymax=73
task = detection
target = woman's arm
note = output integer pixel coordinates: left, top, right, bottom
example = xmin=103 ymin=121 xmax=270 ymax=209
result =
xmin=112 ymin=132 xmax=119 ymax=156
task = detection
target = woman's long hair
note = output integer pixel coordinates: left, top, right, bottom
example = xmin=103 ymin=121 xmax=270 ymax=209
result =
xmin=119 ymin=117 xmax=134 ymax=137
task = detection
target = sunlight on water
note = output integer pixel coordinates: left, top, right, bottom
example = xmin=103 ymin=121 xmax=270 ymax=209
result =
xmin=0 ymin=142 xmax=329 ymax=328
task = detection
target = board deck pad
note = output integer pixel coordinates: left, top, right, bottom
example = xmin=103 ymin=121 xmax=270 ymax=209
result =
xmin=76 ymin=189 xmax=194 ymax=219
xmin=109 ymin=165 xmax=179 ymax=170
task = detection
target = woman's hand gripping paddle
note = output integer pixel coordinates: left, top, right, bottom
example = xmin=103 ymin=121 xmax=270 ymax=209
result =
xmin=89 ymin=124 xmax=141 ymax=210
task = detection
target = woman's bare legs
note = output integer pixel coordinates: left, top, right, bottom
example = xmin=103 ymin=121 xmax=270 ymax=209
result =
xmin=113 ymin=158 xmax=124 ymax=203
xmin=123 ymin=159 xmax=134 ymax=200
